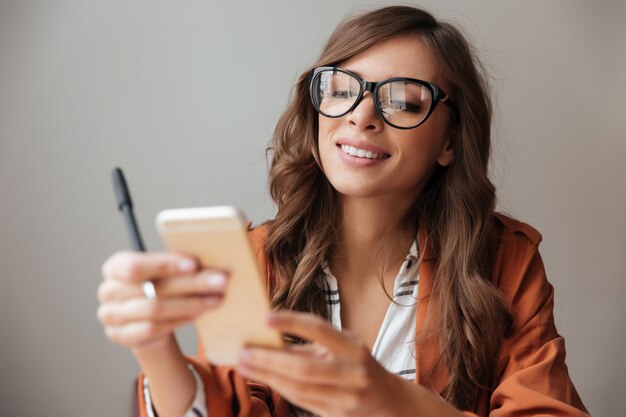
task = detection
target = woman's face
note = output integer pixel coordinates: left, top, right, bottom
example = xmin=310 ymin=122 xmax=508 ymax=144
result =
xmin=317 ymin=35 xmax=455 ymax=205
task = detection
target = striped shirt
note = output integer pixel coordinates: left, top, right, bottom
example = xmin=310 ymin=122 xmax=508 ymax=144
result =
xmin=144 ymin=239 xmax=419 ymax=416
xmin=321 ymin=239 xmax=419 ymax=381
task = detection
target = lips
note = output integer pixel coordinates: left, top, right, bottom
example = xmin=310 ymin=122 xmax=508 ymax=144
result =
xmin=339 ymin=144 xmax=387 ymax=160
xmin=335 ymin=137 xmax=391 ymax=158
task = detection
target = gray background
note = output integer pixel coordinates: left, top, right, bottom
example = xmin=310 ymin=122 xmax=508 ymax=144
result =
xmin=1 ymin=1 xmax=624 ymax=416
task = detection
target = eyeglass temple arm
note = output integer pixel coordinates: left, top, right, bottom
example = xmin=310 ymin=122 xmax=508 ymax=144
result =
xmin=440 ymin=95 xmax=460 ymax=120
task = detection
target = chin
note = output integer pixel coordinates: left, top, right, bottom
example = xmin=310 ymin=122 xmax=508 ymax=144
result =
xmin=327 ymin=179 xmax=382 ymax=199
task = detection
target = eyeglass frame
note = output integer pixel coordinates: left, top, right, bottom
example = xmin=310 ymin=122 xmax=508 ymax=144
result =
xmin=308 ymin=66 xmax=460 ymax=130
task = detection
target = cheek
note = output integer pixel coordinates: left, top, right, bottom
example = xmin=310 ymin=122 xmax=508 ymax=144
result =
xmin=317 ymin=116 xmax=333 ymax=141
xmin=317 ymin=117 xmax=337 ymax=168
xmin=394 ymin=130 xmax=449 ymax=182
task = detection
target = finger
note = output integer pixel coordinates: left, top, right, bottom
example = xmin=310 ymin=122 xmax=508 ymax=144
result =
xmin=241 ymin=346 xmax=361 ymax=386
xmin=98 ymin=296 xmax=222 ymax=326
xmin=267 ymin=311 xmax=362 ymax=356
xmin=101 ymin=251 xmax=199 ymax=282
xmin=97 ymin=270 xmax=228 ymax=303
xmin=236 ymin=364 xmax=357 ymax=413
xmin=238 ymin=347 xmax=341 ymax=385
xmin=284 ymin=342 xmax=332 ymax=359
xmin=155 ymin=270 xmax=228 ymax=298
xmin=104 ymin=319 xmax=189 ymax=348
xmin=97 ymin=279 xmax=144 ymax=303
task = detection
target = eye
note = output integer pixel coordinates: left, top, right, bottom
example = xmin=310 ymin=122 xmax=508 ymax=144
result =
xmin=384 ymin=100 xmax=422 ymax=114
xmin=331 ymin=90 xmax=352 ymax=99
xmin=397 ymin=101 xmax=422 ymax=113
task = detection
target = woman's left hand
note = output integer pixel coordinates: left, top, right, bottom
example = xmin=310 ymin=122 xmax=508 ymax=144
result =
xmin=236 ymin=310 xmax=418 ymax=417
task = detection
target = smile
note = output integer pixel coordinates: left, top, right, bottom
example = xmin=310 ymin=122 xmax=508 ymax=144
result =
xmin=339 ymin=144 xmax=389 ymax=160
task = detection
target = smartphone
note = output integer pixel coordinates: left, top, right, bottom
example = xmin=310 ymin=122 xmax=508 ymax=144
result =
xmin=156 ymin=206 xmax=282 ymax=365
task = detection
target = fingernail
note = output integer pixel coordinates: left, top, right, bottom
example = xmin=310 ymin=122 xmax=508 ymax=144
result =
xmin=239 ymin=348 xmax=252 ymax=362
xmin=203 ymin=272 xmax=226 ymax=286
xmin=237 ymin=365 xmax=252 ymax=377
xmin=204 ymin=297 xmax=219 ymax=307
xmin=177 ymin=258 xmax=196 ymax=273
xmin=266 ymin=312 xmax=281 ymax=324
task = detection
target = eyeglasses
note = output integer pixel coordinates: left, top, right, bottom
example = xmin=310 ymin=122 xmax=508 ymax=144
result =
xmin=309 ymin=66 xmax=459 ymax=129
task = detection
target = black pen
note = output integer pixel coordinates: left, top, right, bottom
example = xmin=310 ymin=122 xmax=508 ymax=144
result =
xmin=112 ymin=167 xmax=157 ymax=299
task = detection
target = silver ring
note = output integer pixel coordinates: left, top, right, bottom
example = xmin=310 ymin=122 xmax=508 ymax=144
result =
xmin=142 ymin=280 xmax=157 ymax=300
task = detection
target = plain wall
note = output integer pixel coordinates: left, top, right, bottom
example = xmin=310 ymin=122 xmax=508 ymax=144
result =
xmin=1 ymin=1 xmax=624 ymax=416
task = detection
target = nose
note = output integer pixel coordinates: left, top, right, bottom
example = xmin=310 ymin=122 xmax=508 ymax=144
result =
xmin=345 ymin=91 xmax=384 ymax=132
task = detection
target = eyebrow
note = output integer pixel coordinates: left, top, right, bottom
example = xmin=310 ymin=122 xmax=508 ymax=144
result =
xmin=342 ymin=67 xmax=419 ymax=81
xmin=345 ymin=68 xmax=392 ymax=79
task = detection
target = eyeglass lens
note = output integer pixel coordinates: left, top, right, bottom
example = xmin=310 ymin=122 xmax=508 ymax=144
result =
xmin=312 ymin=69 xmax=434 ymax=128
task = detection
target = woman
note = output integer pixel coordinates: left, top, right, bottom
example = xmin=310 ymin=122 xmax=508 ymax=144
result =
xmin=97 ymin=6 xmax=589 ymax=417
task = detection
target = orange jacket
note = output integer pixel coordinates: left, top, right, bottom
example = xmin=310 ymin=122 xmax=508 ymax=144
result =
xmin=138 ymin=213 xmax=588 ymax=416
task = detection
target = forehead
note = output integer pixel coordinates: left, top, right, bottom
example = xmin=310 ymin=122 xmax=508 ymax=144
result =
xmin=338 ymin=34 xmax=447 ymax=88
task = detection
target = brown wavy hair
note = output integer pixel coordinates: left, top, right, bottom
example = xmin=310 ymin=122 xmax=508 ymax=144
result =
xmin=264 ymin=5 xmax=513 ymax=411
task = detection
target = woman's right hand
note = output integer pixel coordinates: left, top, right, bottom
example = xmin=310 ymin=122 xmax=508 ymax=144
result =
xmin=97 ymin=251 xmax=228 ymax=353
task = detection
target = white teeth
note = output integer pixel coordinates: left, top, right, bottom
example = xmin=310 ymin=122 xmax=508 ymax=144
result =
xmin=340 ymin=144 xmax=386 ymax=160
